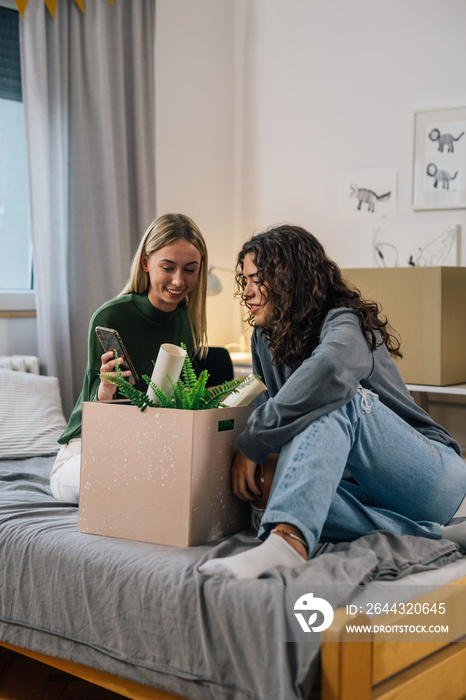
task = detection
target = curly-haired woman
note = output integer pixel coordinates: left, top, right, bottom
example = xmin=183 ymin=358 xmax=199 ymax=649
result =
xmin=200 ymin=225 xmax=466 ymax=579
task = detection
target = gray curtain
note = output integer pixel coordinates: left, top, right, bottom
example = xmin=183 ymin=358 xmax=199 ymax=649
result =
xmin=20 ymin=0 xmax=156 ymax=417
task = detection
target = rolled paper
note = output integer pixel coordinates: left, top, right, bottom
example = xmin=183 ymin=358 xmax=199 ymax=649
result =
xmin=146 ymin=343 xmax=187 ymax=404
xmin=221 ymin=374 xmax=267 ymax=407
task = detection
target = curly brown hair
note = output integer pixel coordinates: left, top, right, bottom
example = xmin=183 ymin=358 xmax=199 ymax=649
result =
xmin=235 ymin=225 xmax=402 ymax=372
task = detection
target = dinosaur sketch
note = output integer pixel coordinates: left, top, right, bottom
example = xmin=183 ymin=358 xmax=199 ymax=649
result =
xmin=374 ymin=227 xmax=456 ymax=268
xmin=429 ymin=128 xmax=464 ymax=153
xmin=426 ymin=163 xmax=458 ymax=190
xmin=349 ymin=184 xmax=391 ymax=212
xmin=415 ymin=229 xmax=456 ymax=266
xmin=374 ymin=242 xmax=399 ymax=267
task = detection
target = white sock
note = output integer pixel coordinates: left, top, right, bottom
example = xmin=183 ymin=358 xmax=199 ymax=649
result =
xmin=198 ymin=533 xmax=305 ymax=580
xmin=441 ymin=523 xmax=466 ymax=549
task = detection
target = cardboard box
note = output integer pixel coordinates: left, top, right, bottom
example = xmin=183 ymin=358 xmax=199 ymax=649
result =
xmin=79 ymin=402 xmax=252 ymax=547
xmin=342 ymin=267 xmax=466 ymax=386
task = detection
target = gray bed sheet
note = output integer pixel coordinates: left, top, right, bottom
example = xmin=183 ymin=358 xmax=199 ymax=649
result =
xmin=0 ymin=456 xmax=463 ymax=700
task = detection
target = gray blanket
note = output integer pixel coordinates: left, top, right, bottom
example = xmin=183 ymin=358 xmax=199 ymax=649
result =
xmin=0 ymin=456 xmax=462 ymax=700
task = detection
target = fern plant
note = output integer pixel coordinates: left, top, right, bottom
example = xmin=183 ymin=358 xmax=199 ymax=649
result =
xmin=101 ymin=346 xmax=258 ymax=412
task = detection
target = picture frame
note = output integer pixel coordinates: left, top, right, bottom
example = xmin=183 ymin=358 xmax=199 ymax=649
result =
xmin=412 ymin=106 xmax=466 ymax=210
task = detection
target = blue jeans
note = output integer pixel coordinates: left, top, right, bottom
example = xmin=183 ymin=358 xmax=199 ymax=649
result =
xmin=258 ymin=388 xmax=466 ymax=553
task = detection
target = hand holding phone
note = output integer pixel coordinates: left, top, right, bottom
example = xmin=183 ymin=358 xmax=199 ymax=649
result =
xmin=95 ymin=326 xmax=139 ymax=384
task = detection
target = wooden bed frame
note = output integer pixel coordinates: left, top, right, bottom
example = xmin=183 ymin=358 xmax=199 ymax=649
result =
xmin=321 ymin=575 xmax=466 ymax=700
xmin=1 ymin=575 xmax=465 ymax=700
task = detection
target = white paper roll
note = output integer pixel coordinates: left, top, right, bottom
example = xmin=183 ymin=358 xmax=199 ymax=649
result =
xmin=146 ymin=343 xmax=187 ymax=404
xmin=221 ymin=374 xmax=267 ymax=407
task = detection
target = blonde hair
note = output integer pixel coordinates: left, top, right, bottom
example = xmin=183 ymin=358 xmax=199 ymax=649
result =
xmin=120 ymin=213 xmax=208 ymax=357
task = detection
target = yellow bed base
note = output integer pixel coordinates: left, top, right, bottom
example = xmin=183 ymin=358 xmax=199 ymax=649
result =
xmin=321 ymin=575 xmax=466 ymax=700
xmin=1 ymin=575 xmax=466 ymax=700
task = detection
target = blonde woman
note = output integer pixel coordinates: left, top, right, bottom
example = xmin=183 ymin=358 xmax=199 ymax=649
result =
xmin=51 ymin=213 xmax=208 ymax=503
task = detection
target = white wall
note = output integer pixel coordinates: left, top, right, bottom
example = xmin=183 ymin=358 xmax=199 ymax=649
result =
xmin=156 ymin=0 xmax=466 ymax=347
xmin=155 ymin=0 xmax=242 ymax=348
xmin=236 ymin=0 xmax=466 ymax=267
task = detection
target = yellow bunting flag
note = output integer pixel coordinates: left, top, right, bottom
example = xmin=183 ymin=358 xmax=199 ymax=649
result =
xmin=15 ymin=0 xmax=28 ymax=17
xmin=44 ymin=0 xmax=58 ymax=18
xmin=16 ymin=0 xmax=114 ymax=19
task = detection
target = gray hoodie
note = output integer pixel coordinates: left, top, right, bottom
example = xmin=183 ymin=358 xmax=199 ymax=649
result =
xmin=236 ymin=308 xmax=460 ymax=463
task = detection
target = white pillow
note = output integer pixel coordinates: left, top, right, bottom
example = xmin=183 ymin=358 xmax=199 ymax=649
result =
xmin=0 ymin=369 xmax=67 ymax=459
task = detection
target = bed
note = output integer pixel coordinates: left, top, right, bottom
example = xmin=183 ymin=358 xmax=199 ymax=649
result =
xmin=1 ymin=367 xmax=466 ymax=700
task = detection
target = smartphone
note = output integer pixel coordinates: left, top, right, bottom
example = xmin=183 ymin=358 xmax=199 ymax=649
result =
xmin=95 ymin=326 xmax=139 ymax=384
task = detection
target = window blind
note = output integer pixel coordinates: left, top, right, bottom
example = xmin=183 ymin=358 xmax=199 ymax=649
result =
xmin=0 ymin=7 xmax=22 ymax=102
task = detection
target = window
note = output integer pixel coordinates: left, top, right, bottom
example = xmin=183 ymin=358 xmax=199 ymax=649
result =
xmin=0 ymin=4 xmax=33 ymax=297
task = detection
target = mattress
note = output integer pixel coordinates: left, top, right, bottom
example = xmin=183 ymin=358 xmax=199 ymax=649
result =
xmin=0 ymin=455 xmax=463 ymax=700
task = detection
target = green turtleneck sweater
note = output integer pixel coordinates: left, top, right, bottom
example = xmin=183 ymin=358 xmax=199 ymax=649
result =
xmin=59 ymin=293 xmax=194 ymax=443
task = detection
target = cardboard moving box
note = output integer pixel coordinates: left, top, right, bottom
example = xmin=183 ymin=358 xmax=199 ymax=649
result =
xmin=342 ymin=266 xmax=466 ymax=386
xmin=79 ymin=402 xmax=252 ymax=547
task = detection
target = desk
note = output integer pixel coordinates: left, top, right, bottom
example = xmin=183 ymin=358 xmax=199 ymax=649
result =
xmin=407 ymin=384 xmax=466 ymax=464
xmin=407 ymin=383 xmax=466 ymax=412
xmin=407 ymin=383 xmax=466 ymax=397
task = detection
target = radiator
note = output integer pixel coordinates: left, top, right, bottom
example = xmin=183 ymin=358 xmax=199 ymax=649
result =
xmin=0 ymin=355 xmax=40 ymax=374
